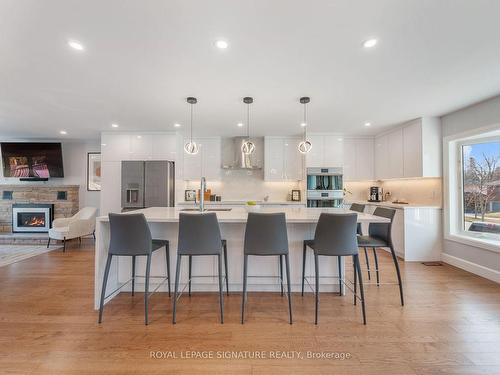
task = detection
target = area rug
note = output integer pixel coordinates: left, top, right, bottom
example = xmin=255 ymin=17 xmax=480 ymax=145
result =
xmin=0 ymin=245 xmax=62 ymax=267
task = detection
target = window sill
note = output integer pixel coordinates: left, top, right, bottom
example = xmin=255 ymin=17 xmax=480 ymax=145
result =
xmin=445 ymin=233 xmax=500 ymax=253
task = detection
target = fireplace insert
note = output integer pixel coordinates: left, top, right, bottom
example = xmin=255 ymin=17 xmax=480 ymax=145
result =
xmin=12 ymin=203 xmax=54 ymax=233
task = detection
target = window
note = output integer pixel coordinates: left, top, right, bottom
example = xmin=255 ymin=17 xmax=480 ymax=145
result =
xmin=459 ymin=138 xmax=500 ymax=239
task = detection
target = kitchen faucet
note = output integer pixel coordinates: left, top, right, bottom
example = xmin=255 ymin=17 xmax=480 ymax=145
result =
xmin=199 ymin=177 xmax=206 ymax=212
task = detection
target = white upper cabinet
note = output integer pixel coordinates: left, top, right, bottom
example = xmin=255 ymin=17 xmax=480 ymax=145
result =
xmin=375 ymin=134 xmax=389 ymax=180
xmin=305 ymin=134 xmax=343 ymax=168
xmin=264 ymin=137 xmax=304 ymax=181
xmin=374 ymin=117 xmax=441 ymax=180
xmin=344 ymin=138 xmax=374 ymax=181
xmin=152 ymin=134 xmax=178 ymax=161
xmin=324 ymin=135 xmax=344 ymax=167
xmin=101 ymin=132 xmax=177 ymax=162
xmin=305 ymin=135 xmax=324 ymax=167
xmin=388 ymin=128 xmax=404 ymax=179
xmin=283 ymin=138 xmax=304 ymax=180
xmin=403 ymin=120 xmax=423 ymax=178
xmin=403 ymin=117 xmax=442 ymax=178
xmin=182 ymin=137 xmax=221 ymax=181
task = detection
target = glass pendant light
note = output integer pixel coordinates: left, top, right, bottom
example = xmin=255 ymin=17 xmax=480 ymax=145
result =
xmin=184 ymin=97 xmax=199 ymax=155
xmin=298 ymin=96 xmax=312 ymax=154
xmin=241 ymin=97 xmax=255 ymax=155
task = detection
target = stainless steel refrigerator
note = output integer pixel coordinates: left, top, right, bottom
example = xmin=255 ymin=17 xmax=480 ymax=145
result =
xmin=121 ymin=161 xmax=175 ymax=210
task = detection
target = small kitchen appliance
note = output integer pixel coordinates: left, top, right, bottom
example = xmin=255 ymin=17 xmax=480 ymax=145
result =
xmin=306 ymin=167 xmax=343 ymax=207
xmin=369 ymin=186 xmax=383 ymax=202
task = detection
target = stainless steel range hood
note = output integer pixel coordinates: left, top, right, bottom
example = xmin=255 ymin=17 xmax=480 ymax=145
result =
xmin=221 ymin=137 xmax=263 ymax=170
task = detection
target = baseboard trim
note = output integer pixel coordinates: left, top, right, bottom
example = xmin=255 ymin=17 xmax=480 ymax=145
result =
xmin=442 ymin=253 xmax=500 ymax=283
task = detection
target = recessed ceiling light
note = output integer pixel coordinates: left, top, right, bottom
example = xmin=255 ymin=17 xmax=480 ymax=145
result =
xmin=215 ymin=40 xmax=228 ymax=49
xmin=364 ymin=122 xmax=371 ymax=127
xmin=237 ymin=122 xmax=244 ymax=127
xmin=111 ymin=123 xmax=119 ymax=128
xmin=137 ymin=135 xmax=142 ymax=139
xmin=363 ymin=38 xmax=378 ymax=48
xmin=300 ymin=122 xmax=307 ymax=127
xmin=101 ymin=143 xmax=107 ymax=146
xmin=337 ymin=138 xmax=343 ymax=141
xmin=68 ymin=40 xmax=84 ymax=51
xmin=60 ymin=130 xmax=67 ymax=135
xmin=174 ymin=123 xmax=181 ymax=128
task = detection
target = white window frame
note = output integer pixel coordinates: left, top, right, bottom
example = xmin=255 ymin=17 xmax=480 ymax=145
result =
xmin=444 ymin=124 xmax=500 ymax=253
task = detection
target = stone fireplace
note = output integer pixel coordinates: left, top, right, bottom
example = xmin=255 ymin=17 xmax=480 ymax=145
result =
xmin=12 ymin=203 xmax=54 ymax=233
xmin=0 ymin=185 xmax=79 ymax=234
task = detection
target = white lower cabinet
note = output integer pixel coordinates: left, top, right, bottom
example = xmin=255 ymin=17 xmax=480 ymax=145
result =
xmin=264 ymin=137 xmax=304 ymax=181
xmin=360 ymin=204 xmax=442 ymax=261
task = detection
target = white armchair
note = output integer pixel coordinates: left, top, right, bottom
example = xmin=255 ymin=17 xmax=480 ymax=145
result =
xmin=48 ymin=207 xmax=98 ymax=252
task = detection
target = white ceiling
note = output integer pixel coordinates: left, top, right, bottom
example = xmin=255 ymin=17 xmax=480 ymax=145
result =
xmin=1 ymin=0 xmax=500 ymax=140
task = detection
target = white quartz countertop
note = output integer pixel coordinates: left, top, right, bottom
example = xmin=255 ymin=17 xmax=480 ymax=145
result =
xmin=346 ymin=200 xmax=442 ymax=210
xmin=98 ymin=207 xmax=390 ymax=224
xmin=176 ymin=200 xmax=305 ymax=206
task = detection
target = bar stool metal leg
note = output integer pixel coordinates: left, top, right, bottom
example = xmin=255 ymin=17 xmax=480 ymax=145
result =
xmin=389 ymin=245 xmax=404 ymax=306
xmin=279 ymin=255 xmax=284 ymax=297
xmin=188 ymin=255 xmax=192 ymax=296
xmin=301 ymin=242 xmax=307 ymax=296
xmin=144 ymin=254 xmax=151 ymax=325
xmin=354 ymin=254 xmax=366 ymax=325
xmin=363 ymin=247 xmax=371 ymax=280
xmin=131 ymin=255 xmax=136 ymax=296
xmin=223 ymin=241 xmax=229 ymax=296
xmin=353 ymin=256 xmax=357 ymax=306
xmin=98 ymin=254 xmax=113 ymax=323
xmin=165 ymin=244 xmax=171 ymax=297
xmin=172 ymin=255 xmax=182 ymax=324
xmin=337 ymin=256 xmax=343 ymax=296
xmin=285 ymin=254 xmax=292 ymax=324
xmin=372 ymin=247 xmax=380 ymax=286
xmin=241 ymin=254 xmax=248 ymax=324
xmin=217 ymin=254 xmax=224 ymax=324
xmin=314 ymin=253 xmax=319 ymax=325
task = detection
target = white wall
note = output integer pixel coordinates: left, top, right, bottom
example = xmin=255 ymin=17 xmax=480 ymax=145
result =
xmin=441 ymin=94 xmax=500 ymax=279
xmin=0 ymin=140 xmax=101 ymax=210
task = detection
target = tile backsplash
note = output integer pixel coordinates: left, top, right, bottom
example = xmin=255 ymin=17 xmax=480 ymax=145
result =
xmin=182 ymin=169 xmax=304 ymax=202
xmin=345 ymin=178 xmax=442 ymax=206
xmin=181 ymin=171 xmax=442 ymax=206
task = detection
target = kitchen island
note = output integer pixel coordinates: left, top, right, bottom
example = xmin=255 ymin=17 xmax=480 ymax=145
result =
xmin=94 ymin=206 xmax=389 ymax=309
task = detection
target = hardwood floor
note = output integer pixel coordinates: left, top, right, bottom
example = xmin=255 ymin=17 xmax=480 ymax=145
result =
xmin=1 ymin=240 xmax=500 ymax=374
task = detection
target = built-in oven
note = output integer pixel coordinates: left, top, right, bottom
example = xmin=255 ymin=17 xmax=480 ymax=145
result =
xmin=306 ymin=167 xmax=344 ymax=208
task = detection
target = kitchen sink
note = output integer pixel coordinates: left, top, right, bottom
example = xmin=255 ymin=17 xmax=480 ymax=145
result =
xmin=180 ymin=208 xmax=232 ymax=212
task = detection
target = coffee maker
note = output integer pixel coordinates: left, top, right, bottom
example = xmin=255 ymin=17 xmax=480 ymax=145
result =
xmin=369 ymin=186 xmax=383 ymax=202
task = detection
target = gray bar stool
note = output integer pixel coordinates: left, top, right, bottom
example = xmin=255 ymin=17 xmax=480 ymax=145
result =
xmin=302 ymin=213 xmax=366 ymax=325
xmin=349 ymin=203 xmax=365 ymax=236
xmin=188 ymin=239 xmax=228 ymax=296
xmin=172 ymin=212 xmax=225 ymax=324
xmin=98 ymin=213 xmax=171 ymax=325
xmin=350 ymin=203 xmax=371 ymax=280
xmin=357 ymin=207 xmax=404 ymax=306
xmin=241 ymin=212 xmax=292 ymax=324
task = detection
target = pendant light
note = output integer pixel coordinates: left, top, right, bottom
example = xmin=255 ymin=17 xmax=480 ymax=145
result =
xmin=241 ymin=97 xmax=255 ymax=155
xmin=298 ymin=96 xmax=312 ymax=154
xmin=184 ymin=97 xmax=199 ymax=155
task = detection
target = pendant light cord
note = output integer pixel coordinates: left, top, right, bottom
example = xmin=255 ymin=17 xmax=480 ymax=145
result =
xmin=303 ymin=102 xmax=307 ymax=141
xmin=246 ymin=103 xmax=250 ymax=138
xmin=190 ymin=103 xmax=194 ymax=142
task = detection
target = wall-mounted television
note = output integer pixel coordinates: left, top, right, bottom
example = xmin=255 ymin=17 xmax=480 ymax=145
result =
xmin=1 ymin=142 xmax=64 ymax=178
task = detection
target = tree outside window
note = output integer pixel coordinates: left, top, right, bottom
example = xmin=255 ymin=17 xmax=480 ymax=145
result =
xmin=462 ymin=140 xmax=500 ymax=235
